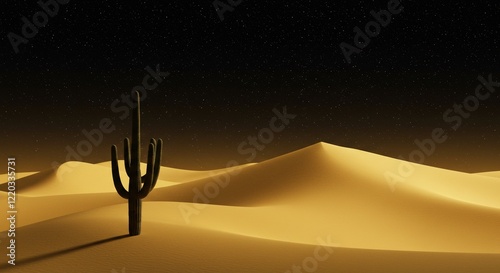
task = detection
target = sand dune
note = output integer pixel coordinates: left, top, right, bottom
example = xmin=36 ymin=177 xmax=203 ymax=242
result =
xmin=475 ymin=170 xmax=500 ymax=179
xmin=0 ymin=142 xmax=499 ymax=272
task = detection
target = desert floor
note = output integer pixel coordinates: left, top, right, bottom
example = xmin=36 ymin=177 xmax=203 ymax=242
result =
xmin=0 ymin=142 xmax=499 ymax=272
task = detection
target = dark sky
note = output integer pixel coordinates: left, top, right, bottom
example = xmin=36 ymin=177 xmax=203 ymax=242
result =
xmin=1 ymin=0 xmax=499 ymax=172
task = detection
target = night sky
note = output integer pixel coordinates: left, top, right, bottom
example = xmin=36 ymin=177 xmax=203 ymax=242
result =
xmin=1 ymin=0 xmax=499 ymax=172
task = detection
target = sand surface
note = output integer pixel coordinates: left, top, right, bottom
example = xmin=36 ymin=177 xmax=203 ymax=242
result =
xmin=0 ymin=142 xmax=499 ymax=272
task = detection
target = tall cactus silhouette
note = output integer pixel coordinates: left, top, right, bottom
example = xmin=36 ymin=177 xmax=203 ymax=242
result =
xmin=111 ymin=91 xmax=162 ymax=236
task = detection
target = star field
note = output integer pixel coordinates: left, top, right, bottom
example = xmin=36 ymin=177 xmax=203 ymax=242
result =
xmin=1 ymin=0 xmax=499 ymax=171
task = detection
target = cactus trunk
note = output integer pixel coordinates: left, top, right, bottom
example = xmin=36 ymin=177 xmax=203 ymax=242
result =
xmin=129 ymin=198 xmax=141 ymax=235
xmin=128 ymin=92 xmax=141 ymax=235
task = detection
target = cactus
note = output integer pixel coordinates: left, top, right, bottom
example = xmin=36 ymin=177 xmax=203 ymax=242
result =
xmin=111 ymin=90 xmax=162 ymax=236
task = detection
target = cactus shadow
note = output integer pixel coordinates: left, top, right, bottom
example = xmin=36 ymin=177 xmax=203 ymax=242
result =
xmin=0 ymin=234 xmax=129 ymax=268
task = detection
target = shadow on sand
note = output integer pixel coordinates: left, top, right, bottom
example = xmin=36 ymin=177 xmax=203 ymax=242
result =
xmin=0 ymin=234 xmax=129 ymax=268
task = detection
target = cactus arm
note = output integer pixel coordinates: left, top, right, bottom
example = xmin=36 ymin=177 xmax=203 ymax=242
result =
xmin=140 ymin=138 xmax=162 ymax=189
xmin=111 ymin=145 xmax=130 ymax=199
xmin=152 ymin=138 xmax=163 ymax=189
xmin=124 ymin=137 xmax=132 ymax=177
xmin=141 ymin=138 xmax=156 ymax=184
xmin=138 ymin=142 xmax=156 ymax=198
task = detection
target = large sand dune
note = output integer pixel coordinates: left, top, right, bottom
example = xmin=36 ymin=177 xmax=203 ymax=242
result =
xmin=0 ymin=142 xmax=499 ymax=272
